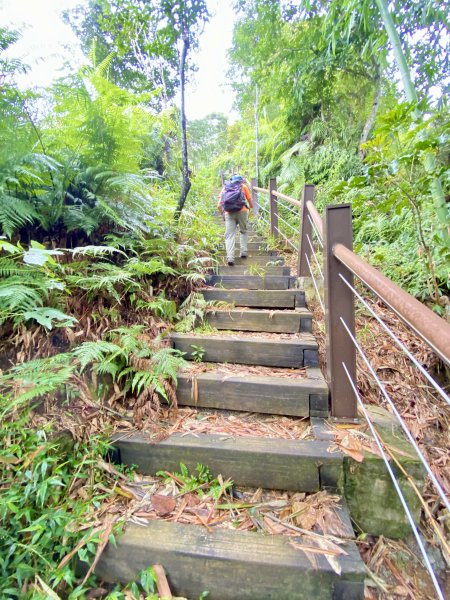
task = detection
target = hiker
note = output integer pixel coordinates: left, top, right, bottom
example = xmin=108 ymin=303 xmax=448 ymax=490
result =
xmin=218 ymin=175 xmax=253 ymax=266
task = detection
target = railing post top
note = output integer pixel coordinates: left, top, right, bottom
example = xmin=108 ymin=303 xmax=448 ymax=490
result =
xmin=325 ymin=203 xmax=352 ymax=212
xmin=302 ymin=184 xmax=315 ymax=202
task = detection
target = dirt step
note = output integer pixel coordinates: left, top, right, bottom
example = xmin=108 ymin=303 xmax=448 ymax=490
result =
xmin=215 ymin=265 xmax=290 ymax=276
xmin=215 ymin=255 xmax=284 ymax=265
xmin=176 ymin=366 xmax=328 ymax=417
xmin=205 ymin=274 xmax=296 ymax=290
xmin=201 ymin=288 xmax=306 ymax=308
xmin=205 ymin=308 xmax=312 ymax=333
xmin=171 ymin=333 xmax=318 ymax=368
xmin=95 ymin=519 xmax=364 ymax=600
xmin=113 ymin=433 xmax=341 ymax=492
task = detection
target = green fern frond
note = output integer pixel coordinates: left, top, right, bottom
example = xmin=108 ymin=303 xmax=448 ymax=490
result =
xmin=150 ymin=347 xmax=186 ymax=381
xmin=72 ymin=341 xmax=126 ymax=372
xmin=127 ymin=258 xmax=176 ymax=277
xmin=0 ymin=354 xmax=74 ymax=408
xmin=71 ymin=245 xmax=128 ymax=258
xmin=0 ymin=195 xmax=37 ymax=238
xmin=134 ymin=295 xmax=177 ymax=320
xmin=0 ymin=280 xmax=45 ymax=318
xmin=109 ymin=325 xmax=147 ymax=355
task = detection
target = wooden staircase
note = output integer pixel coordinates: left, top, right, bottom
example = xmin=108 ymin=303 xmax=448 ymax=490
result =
xmin=96 ymin=223 xmax=366 ymax=599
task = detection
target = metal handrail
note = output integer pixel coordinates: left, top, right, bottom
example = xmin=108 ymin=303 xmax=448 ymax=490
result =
xmin=334 ymin=243 xmax=450 ymax=366
xmin=306 ymin=200 xmax=323 ymax=239
xmin=254 ymin=179 xmax=450 ymax=366
xmin=272 ymin=190 xmax=302 ymax=208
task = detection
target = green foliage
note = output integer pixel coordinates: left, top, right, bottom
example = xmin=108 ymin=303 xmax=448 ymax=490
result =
xmin=73 ymin=325 xmax=186 ymax=401
xmin=175 ymin=292 xmax=212 ymax=332
xmin=333 ymin=102 xmax=450 ymax=300
xmin=158 ymin=462 xmax=233 ymax=500
xmin=66 ymin=0 xmax=209 ymax=103
xmin=0 ymin=358 xmax=117 ymax=598
xmin=190 ymin=344 xmax=206 ymax=363
xmin=0 ymin=240 xmax=73 ymax=329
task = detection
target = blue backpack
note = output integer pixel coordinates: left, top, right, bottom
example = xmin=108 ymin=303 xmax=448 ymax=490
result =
xmin=221 ymin=181 xmax=245 ymax=212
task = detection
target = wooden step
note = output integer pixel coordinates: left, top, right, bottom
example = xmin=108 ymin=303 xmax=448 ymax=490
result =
xmin=216 ymin=255 xmax=284 ymax=265
xmin=205 ymin=308 xmax=312 ymax=333
xmin=170 ymin=333 xmax=318 ymax=368
xmin=215 ymin=265 xmax=290 ymax=276
xmin=201 ymin=288 xmax=306 ymax=308
xmin=234 ymin=241 xmax=270 ymax=251
xmin=242 ymin=249 xmax=279 ymax=256
xmin=95 ymin=520 xmax=365 ymax=599
xmin=205 ymin=274 xmax=295 ymax=290
xmin=113 ymin=433 xmax=341 ymax=491
xmin=176 ymin=367 xmax=328 ymax=417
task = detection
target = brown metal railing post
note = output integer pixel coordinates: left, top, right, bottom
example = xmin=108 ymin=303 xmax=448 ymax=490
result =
xmin=298 ymin=184 xmax=315 ymax=277
xmin=269 ymin=177 xmax=278 ymax=238
xmin=250 ymin=177 xmax=259 ymax=220
xmin=324 ymin=204 xmax=357 ymax=420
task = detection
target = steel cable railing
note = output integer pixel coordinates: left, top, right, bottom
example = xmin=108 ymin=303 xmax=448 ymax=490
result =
xmin=273 ymin=225 xmax=297 ymax=251
xmin=280 ymin=202 xmax=300 ymax=218
xmin=307 ymin=213 xmax=324 ymax=248
xmin=251 ymin=179 xmax=449 ymax=597
xmin=277 ymin=212 xmax=299 ymax=235
xmin=341 ymin=362 xmax=446 ymax=600
xmin=338 ymin=274 xmax=450 ymax=407
xmin=306 ymin=233 xmax=324 ymax=280
xmin=339 ymin=314 xmax=450 ymax=513
xmin=257 ymin=201 xmax=270 ymax=229
xmin=304 ymin=252 xmax=325 ymax=312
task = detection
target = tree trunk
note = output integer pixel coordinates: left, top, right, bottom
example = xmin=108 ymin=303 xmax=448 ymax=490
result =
xmin=375 ymin=0 xmax=449 ymax=246
xmin=255 ymin=84 xmax=260 ymax=185
xmin=359 ymin=72 xmax=382 ymax=158
xmin=174 ymin=34 xmax=191 ymax=220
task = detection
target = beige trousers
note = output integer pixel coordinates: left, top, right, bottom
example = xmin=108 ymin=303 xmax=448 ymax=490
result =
xmin=224 ymin=210 xmax=249 ymax=262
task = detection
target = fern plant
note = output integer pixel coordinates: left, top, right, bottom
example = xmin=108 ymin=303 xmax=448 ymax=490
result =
xmin=0 ymin=240 xmax=74 ymax=330
xmin=72 ymin=325 xmax=186 ymax=409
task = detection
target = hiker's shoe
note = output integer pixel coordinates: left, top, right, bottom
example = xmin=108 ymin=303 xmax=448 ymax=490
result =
xmin=227 ymin=261 xmax=234 ymax=266
xmin=240 ymin=254 xmax=248 ymax=259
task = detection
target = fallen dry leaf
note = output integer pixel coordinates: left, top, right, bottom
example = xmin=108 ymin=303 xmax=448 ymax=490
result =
xmin=152 ymin=494 xmax=177 ymax=516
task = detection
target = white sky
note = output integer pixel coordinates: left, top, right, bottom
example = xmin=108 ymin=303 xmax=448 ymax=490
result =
xmin=0 ymin=0 xmax=237 ymax=120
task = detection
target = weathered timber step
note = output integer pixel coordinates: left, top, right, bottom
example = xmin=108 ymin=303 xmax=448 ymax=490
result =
xmin=216 ymin=255 xmax=284 ymax=265
xmin=238 ymin=248 xmax=279 ymax=256
xmin=205 ymin=274 xmax=296 ymax=289
xmin=205 ymin=308 xmax=312 ymax=333
xmin=114 ymin=433 xmax=341 ymax=491
xmin=95 ymin=520 xmax=365 ymax=600
xmin=234 ymin=242 xmax=273 ymax=251
xmin=177 ymin=367 xmax=328 ymax=417
xmin=171 ymin=333 xmax=318 ymax=368
xmin=201 ymin=288 xmax=306 ymax=308
xmin=215 ymin=265 xmax=290 ymax=276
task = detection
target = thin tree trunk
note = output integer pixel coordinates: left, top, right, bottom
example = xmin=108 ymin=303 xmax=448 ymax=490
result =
xmin=255 ymin=84 xmax=260 ymax=185
xmin=359 ymin=73 xmax=382 ymax=157
xmin=375 ymin=0 xmax=449 ymax=246
xmin=175 ymin=33 xmax=191 ymax=220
